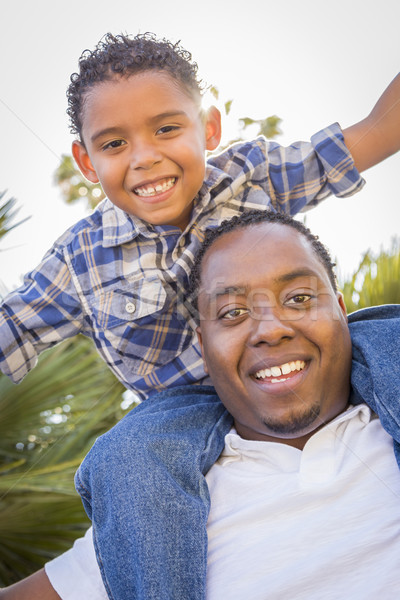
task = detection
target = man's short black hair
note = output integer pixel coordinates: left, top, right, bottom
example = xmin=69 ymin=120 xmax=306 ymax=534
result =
xmin=189 ymin=209 xmax=338 ymax=313
xmin=67 ymin=32 xmax=204 ymax=141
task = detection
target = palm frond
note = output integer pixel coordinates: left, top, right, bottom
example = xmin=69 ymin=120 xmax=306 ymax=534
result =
xmin=0 ymin=335 xmax=136 ymax=585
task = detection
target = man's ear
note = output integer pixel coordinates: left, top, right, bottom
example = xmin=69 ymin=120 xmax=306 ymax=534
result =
xmin=72 ymin=140 xmax=99 ymax=183
xmin=204 ymin=106 xmax=222 ymax=152
xmin=196 ymin=326 xmax=209 ymax=374
xmin=336 ymin=292 xmax=348 ymax=318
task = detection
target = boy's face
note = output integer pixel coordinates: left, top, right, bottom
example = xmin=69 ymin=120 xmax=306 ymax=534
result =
xmin=72 ymin=71 xmax=221 ymax=230
xmin=196 ymin=223 xmax=352 ymax=449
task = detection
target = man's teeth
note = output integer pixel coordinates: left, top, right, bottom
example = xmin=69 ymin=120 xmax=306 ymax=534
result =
xmin=134 ymin=177 xmax=176 ymax=197
xmin=255 ymin=360 xmax=305 ymax=380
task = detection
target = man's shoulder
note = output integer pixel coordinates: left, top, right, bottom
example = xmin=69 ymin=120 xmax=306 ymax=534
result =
xmin=348 ymin=304 xmax=400 ymax=325
xmin=144 ymin=385 xmax=221 ymax=410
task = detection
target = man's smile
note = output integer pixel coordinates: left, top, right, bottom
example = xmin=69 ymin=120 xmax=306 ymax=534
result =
xmin=253 ymin=360 xmax=306 ymax=383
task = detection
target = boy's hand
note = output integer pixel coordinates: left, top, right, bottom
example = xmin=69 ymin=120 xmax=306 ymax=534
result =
xmin=343 ymin=72 xmax=400 ymax=172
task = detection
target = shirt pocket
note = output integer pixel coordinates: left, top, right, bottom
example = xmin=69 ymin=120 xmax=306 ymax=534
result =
xmin=89 ymin=277 xmax=193 ymax=376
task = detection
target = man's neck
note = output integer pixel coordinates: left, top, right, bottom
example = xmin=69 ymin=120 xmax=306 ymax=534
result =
xmin=234 ymin=404 xmax=350 ymax=451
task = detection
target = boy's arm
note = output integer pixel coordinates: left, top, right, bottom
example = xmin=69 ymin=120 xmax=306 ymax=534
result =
xmin=0 ymin=569 xmax=61 ymax=600
xmin=0 ymin=247 xmax=83 ymax=383
xmin=343 ymin=73 xmax=400 ymax=172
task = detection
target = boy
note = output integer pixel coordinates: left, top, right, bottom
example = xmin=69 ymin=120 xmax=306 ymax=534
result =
xmin=0 ymin=31 xmax=400 ymax=598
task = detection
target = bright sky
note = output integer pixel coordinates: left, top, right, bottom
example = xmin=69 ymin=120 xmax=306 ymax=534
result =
xmin=1 ymin=0 xmax=399 ymax=294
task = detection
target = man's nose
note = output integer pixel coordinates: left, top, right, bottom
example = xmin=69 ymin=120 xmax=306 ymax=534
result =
xmin=130 ymin=140 xmax=162 ymax=170
xmin=248 ymin=308 xmax=296 ymax=346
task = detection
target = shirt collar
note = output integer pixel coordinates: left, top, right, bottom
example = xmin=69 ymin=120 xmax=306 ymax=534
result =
xmin=223 ymin=404 xmax=374 ymax=458
xmin=101 ymin=199 xmax=168 ymax=247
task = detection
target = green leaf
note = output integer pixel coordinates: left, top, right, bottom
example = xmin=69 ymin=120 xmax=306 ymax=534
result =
xmin=239 ymin=117 xmax=256 ymax=129
xmin=224 ymin=100 xmax=233 ymax=116
xmin=209 ymin=85 xmax=219 ymax=100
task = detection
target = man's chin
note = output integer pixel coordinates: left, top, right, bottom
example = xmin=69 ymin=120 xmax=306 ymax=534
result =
xmin=262 ymin=403 xmax=321 ymax=437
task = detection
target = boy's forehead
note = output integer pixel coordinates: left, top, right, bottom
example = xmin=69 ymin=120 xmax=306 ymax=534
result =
xmin=81 ymin=71 xmax=202 ymax=132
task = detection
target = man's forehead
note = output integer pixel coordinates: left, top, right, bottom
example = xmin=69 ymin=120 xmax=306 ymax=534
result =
xmin=200 ymin=225 xmax=324 ymax=285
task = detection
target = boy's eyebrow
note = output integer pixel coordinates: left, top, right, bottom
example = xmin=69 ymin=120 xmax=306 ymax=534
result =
xmin=149 ymin=110 xmax=188 ymax=122
xmin=91 ymin=127 xmax=124 ymax=143
xmin=90 ymin=111 xmax=189 ymax=143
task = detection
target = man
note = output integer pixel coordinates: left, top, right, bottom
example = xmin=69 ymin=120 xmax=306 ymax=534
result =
xmin=192 ymin=210 xmax=400 ymax=597
xmin=2 ymin=210 xmax=400 ymax=598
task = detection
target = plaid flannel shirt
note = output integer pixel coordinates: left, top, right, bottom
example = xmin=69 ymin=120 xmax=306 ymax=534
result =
xmin=0 ymin=124 xmax=364 ymax=399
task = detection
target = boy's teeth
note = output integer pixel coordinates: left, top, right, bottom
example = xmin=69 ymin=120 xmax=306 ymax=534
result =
xmin=254 ymin=360 xmax=306 ymax=380
xmin=135 ymin=177 xmax=176 ymax=196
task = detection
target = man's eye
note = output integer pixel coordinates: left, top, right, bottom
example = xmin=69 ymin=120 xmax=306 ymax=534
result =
xmin=220 ymin=308 xmax=248 ymax=320
xmin=102 ymin=139 xmax=126 ymax=150
xmin=286 ymin=294 xmax=313 ymax=305
xmin=156 ymin=125 xmax=180 ymax=135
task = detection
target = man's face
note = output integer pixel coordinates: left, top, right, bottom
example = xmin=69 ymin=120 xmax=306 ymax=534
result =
xmin=72 ymin=71 xmax=220 ymax=230
xmin=196 ymin=223 xmax=352 ymax=448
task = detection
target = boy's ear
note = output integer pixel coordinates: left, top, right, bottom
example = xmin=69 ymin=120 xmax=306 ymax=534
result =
xmin=204 ymin=106 xmax=222 ymax=152
xmin=72 ymin=141 xmax=99 ymax=183
xmin=196 ymin=326 xmax=209 ymax=374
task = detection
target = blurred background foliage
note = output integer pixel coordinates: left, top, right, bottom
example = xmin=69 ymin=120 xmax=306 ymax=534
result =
xmin=341 ymin=237 xmax=400 ymax=311
xmin=54 ymin=154 xmax=105 ymax=211
xmin=0 ymin=97 xmax=399 ymax=584
xmin=0 ymin=334 xmax=134 ymax=583
xmin=0 ymin=191 xmax=30 ymax=247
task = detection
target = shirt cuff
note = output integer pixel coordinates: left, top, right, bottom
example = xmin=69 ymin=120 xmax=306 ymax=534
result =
xmin=311 ymin=122 xmax=366 ymax=199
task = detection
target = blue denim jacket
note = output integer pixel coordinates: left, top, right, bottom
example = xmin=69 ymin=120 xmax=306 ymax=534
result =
xmin=75 ymin=305 xmax=400 ymax=600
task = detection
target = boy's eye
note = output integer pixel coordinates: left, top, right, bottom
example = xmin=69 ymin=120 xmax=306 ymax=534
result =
xmin=220 ymin=307 xmax=249 ymax=320
xmin=102 ymin=139 xmax=126 ymax=151
xmin=156 ymin=125 xmax=180 ymax=135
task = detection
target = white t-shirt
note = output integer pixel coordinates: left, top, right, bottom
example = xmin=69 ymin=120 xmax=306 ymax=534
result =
xmin=46 ymin=405 xmax=400 ymax=599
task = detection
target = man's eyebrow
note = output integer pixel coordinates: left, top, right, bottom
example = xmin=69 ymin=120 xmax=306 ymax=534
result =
xmin=274 ymin=268 xmax=320 ymax=283
xmin=204 ymin=270 xmax=321 ymax=303
xmin=207 ymin=286 xmax=248 ymax=302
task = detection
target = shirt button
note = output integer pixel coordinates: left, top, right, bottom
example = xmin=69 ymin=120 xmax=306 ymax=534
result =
xmin=179 ymin=237 xmax=186 ymax=248
xmin=125 ymin=301 xmax=136 ymax=314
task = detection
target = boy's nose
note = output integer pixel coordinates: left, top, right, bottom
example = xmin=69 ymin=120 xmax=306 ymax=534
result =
xmin=248 ymin=309 xmax=296 ymax=347
xmin=129 ymin=142 xmax=162 ymax=170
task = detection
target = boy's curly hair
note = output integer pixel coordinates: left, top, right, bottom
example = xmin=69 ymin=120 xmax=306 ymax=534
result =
xmin=67 ymin=32 xmax=204 ymax=141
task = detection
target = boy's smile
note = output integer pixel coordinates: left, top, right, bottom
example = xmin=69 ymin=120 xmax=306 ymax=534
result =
xmin=196 ymin=223 xmax=352 ymax=449
xmin=72 ymin=71 xmax=221 ymax=230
